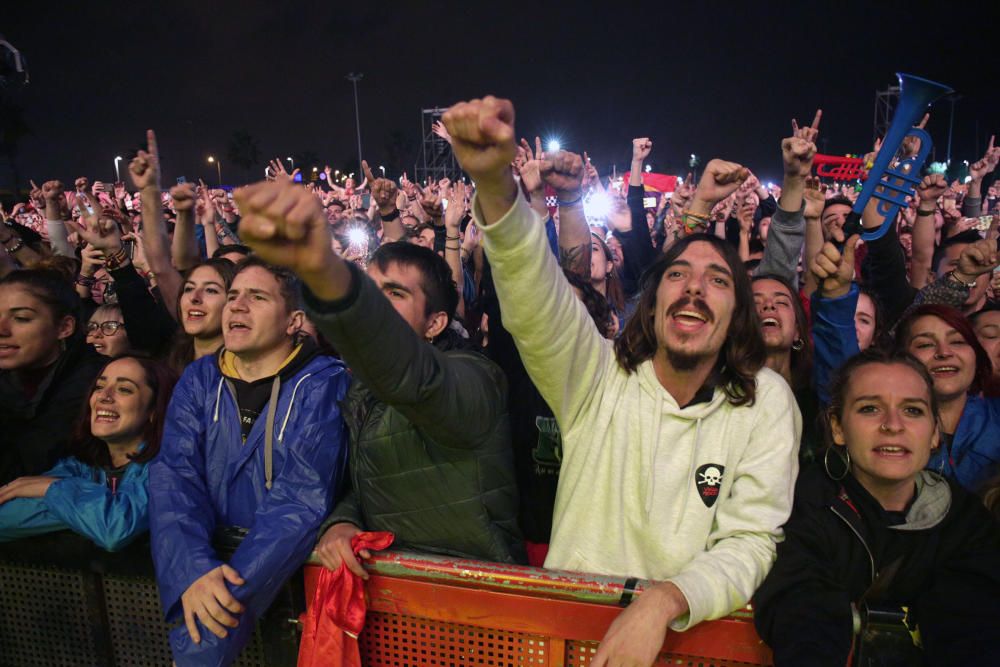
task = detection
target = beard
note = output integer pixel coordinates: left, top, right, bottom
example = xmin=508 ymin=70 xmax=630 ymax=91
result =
xmin=665 ymin=344 xmax=714 ymax=371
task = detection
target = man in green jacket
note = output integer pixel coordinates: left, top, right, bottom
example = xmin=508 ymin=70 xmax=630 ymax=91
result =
xmin=232 ymin=183 xmax=523 ymax=572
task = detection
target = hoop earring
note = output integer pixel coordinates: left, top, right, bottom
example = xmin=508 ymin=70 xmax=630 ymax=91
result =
xmin=792 ymin=339 xmax=804 ymax=351
xmin=823 ymin=446 xmax=850 ymax=481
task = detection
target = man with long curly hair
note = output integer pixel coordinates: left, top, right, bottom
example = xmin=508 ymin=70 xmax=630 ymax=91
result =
xmin=442 ymin=96 xmax=801 ymax=666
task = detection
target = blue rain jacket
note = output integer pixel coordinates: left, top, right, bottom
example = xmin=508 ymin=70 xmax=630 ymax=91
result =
xmin=927 ymin=394 xmax=1000 ymax=493
xmin=0 ymin=455 xmax=149 ymax=550
xmin=150 ymin=351 xmax=350 ymax=667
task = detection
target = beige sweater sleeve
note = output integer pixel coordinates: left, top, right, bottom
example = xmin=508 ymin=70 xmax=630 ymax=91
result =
xmin=475 ymin=193 xmax=614 ymax=432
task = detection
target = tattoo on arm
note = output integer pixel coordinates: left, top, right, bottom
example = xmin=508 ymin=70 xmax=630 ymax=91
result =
xmin=559 ymin=243 xmax=590 ymax=278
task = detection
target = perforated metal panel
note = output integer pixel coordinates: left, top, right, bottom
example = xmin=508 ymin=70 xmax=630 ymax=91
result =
xmin=565 ymin=640 xmax=764 ymax=667
xmin=0 ymin=562 xmax=102 ymax=666
xmin=360 ymin=612 xmax=550 ymax=666
xmin=103 ymin=574 xmax=173 ymax=666
xmin=102 ymin=573 xmax=272 ymax=667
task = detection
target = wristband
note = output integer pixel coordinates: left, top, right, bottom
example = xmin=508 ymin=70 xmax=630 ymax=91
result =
xmin=557 ymin=191 xmax=583 ymax=207
xmin=76 ymin=274 xmax=96 ymax=287
xmin=445 ymin=235 xmax=460 ymax=241
xmin=947 ymin=270 xmax=977 ymax=289
xmin=3 ymin=239 xmax=24 ymax=254
xmin=103 ymin=246 xmax=129 ymax=271
xmin=380 ymin=209 xmax=400 ymax=222
xmin=681 ymin=210 xmax=711 ymax=234
xmin=916 ymin=208 xmax=936 ymax=216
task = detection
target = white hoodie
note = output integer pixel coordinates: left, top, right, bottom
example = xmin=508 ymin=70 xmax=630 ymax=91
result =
xmin=477 ymin=194 xmax=801 ymax=630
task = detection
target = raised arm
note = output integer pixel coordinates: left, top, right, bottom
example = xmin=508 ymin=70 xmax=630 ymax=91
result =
xmin=170 ymin=183 xmax=200 ymax=271
xmin=444 ymin=181 xmax=468 ymax=318
xmin=754 ymin=111 xmax=820 ymax=288
xmin=541 ymin=151 xmax=591 ymax=277
xmin=911 ymin=173 xmax=948 ymax=289
xmin=128 ymin=130 xmax=183 ymax=318
xmin=965 ymin=136 xmax=999 ymax=215
xmin=443 ymin=96 xmax=613 ymax=429
xmin=363 ymin=160 xmax=405 ymax=242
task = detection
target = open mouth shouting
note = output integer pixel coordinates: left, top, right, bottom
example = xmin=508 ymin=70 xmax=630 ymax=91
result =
xmin=668 ymin=299 xmax=713 ymax=334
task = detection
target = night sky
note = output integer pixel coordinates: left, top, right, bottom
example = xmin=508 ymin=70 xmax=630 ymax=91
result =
xmin=3 ymin=1 xmax=999 ymax=192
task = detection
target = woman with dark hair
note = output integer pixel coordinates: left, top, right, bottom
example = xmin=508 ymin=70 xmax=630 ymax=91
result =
xmin=754 ymin=349 xmax=1000 ymax=665
xmin=167 ymin=257 xmax=237 ymax=372
xmin=589 ymin=232 xmax=626 ymax=330
xmin=0 ymin=354 xmax=177 ymax=550
xmin=0 ymin=269 xmax=105 ymax=485
xmin=895 ymin=304 xmax=1000 ymax=493
xmin=752 ymin=274 xmax=821 ymax=461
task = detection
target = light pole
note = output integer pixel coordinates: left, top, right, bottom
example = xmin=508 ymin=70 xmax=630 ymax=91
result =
xmin=347 ymin=72 xmax=364 ymax=180
xmin=379 ymin=165 xmax=385 ymax=177
xmin=286 ymin=156 xmax=295 ymax=171
xmin=114 ymin=156 xmax=123 ymax=182
xmin=207 ymin=156 xmax=222 ymax=187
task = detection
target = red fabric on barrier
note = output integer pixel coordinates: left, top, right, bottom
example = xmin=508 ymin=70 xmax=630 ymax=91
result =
xmin=297 ymin=531 xmax=395 ymax=667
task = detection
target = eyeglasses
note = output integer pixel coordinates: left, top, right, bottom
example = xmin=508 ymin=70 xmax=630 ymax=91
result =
xmin=87 ymin=321 xmax=123 ymax=336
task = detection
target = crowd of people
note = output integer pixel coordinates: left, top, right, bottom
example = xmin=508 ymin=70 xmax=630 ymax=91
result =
xmin=1 ymin=94 xmax=999 ymax=666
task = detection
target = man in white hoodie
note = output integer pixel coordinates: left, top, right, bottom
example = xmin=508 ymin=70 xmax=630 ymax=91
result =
xmin=442 ymin=97 xmax=801 ymax=666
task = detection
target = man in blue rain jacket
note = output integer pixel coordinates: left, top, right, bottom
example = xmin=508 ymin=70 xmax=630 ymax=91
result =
xmin=150 ymin=259 xmax=350 ymax=667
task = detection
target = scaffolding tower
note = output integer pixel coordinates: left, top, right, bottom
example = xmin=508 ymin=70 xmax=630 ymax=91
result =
xmin=416 ymin=108 xmax=460 ymax=185
xmin=873 ymin=84 xmax=900 ymax=145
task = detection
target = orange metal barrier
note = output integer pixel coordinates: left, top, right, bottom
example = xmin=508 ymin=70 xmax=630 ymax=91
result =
xmin=304 ymin=550 xmax=773 ymax=666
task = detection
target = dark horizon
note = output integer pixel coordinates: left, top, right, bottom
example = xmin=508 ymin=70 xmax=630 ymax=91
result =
xmin=3 ymin=1 xmax=999 ymax=192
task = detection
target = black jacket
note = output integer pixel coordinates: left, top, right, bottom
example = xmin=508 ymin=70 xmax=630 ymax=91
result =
xmin=0 ymin=337 xmax=105 ymax=484
xmin=305 ymin=262 xmax=524 ymax=563
xmin=754 ymin=465 xmax=1000 ymax=666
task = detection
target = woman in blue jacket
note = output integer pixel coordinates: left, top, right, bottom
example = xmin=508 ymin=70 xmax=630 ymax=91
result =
xmin=896 ymin=304 xmax=1000 ymax=493
xmin=0 ymin=354 xmax=177 ymax=550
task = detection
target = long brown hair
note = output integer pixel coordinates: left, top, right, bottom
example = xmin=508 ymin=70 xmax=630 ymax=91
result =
xmin=591 ymin=233 xmax=626 ymax=314
xmin=71 ymin=354 xmax=178 ymax=468
xmin=614 ymin=233 xmax=766 ymax=406
xmin=752 ymin=273 xmax=813 ymax=392
xmin=167 ymin=258 xmax=237 ymax=373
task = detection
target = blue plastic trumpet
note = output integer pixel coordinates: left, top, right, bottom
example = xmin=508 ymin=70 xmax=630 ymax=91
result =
xmin=853 ymin=73 xmax=954 ymax=241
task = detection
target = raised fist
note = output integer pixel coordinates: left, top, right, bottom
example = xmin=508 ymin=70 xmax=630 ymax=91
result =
xmin=632 ymin=138 xmax=652 ymax=162
xmin=442 ymin=96 xmax=516 ymax=192
xmin=956 ymin=238 xmax=1000 ymax=280
xmin=693 ymin=159 xmax=749 ymax=208
xmin=170 ymin=183 xmax=197 ymax=211
xmin=810 ymin=232 xmax=859 ymax=298
xmin=917 ymin=173 xmax=948 ymax=204
xmin=540 ymin=151 xmax=585 ymax=197
xmin=233 ymin=180 xmax=333 ymax=280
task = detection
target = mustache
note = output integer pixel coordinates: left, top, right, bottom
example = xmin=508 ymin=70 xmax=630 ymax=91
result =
xmin=667 ymin=297 xmax=714 ymax=323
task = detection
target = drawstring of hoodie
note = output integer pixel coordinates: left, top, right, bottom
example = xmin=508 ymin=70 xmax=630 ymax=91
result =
xmin=644 ymin=393 xmax=664 ymax=516
xmin=675 ymin=417 xmax=703 ymax=532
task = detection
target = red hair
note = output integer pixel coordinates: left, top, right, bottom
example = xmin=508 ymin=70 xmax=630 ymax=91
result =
xmin=895 ymin=304 xmax=997 ymax=397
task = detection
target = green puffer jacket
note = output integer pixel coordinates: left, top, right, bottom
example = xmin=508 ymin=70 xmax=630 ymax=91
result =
xmin=305 ymin=263 xmax=524 ymax=564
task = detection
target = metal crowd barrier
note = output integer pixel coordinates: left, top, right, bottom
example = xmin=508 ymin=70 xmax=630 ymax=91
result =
xmin=0 ymin=532 xmax=773 ymax=666
xmin=303 ymin=550 xmax=773 ymax=666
